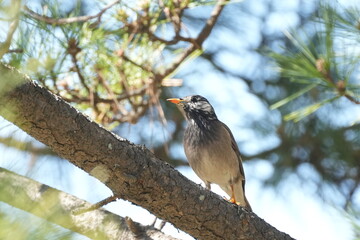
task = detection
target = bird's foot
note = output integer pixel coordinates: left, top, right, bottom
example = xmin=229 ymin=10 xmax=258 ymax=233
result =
xmin=229 ymin=197 xmax=241 ymax=205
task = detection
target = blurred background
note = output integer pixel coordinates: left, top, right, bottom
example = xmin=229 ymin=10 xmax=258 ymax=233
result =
xmin=0 ymin=0 xmax=359 ymax=239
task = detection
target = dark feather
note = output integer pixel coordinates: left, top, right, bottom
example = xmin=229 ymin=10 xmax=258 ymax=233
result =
xmin=176 ymin=95 xmax=251 ymax=210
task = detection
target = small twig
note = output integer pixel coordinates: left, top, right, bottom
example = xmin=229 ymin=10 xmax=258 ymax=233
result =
xmin=73 ymin=195 xmax=118 ymax=215
xmin=69 ymin=52 xmax=97 ymax=109
xmin=96 ymin=71 xmax=128 ymax=115
xmin=67 ymin=39 xmax=92 ymax=99
xmin=112 ymin=100 xmax=149 ymax=123
xmin=6 ymin=48 xmax=23 ymax=54
xmin=146 ymin=2 xmax=196 ymax=46
xmin=147 ymin=32 xmax=180 ymax=45
xmin=148 ymin=0 xmax=186 ymax=45
xmin=171 ymin=1 xmax=183 ymax=36
xmin=24 ymin=0 xmax=121 ymax=25
xmin=147 ymin=30 xmax=194 ymax=45
xmin=116 ymin=84 xmax=149 ymax=101
xmin=150 ymin=217 xmax=157 ymax=227
xmin=344 ymin=94 xmax=360 ymax=104
xmin=118 ymin=68 xmax=138 ymax=109
xmin=195 ymin=0 xmax=229 ymax=46
xmin=125 ymin=217 xmax=145 ymax=238
xmin=61 ymin=84 xmax=149 ymax=104
xmin=159 ymin=0 xmax=229 ymax=78
xmin=158 ymin=220 xmax=166 ymax=231
xmin=161 ymin=44 xmax=197 ymax=77
xmin=316 ymin=59 xmax=360 ymax=104
xmin=122 ymin=54 xmax=153 ymax=73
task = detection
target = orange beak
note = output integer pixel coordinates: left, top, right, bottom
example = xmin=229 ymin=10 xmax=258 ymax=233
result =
xmin=166 ymin=98 xmax=183 ymax=104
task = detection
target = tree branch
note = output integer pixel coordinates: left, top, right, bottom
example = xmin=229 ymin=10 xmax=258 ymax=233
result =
xmin=23 ymin=0 xmax=120 ymax=25
xmin=0 ymin=64 xmax=294 ymax=240
xmin=195 ymin=0 xmax=228 ymax=46
xmin=0 ymin=167 xmax=178 ymax=240
xmin=160 ymin=0 xmax=229 ymax=78
xmin=316 ymin=58 xmax=360 ymax=104
xmin=344 ymin=93 xmax=360 ymax=104
xmin=0 ymin=0 xmax=20 ymax=58
xmin=0 ymin=135 xmax=55 ymax=156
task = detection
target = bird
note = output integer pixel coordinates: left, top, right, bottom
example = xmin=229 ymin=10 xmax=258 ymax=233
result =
xmin=167 ymin=95 xmax=252 ymax=210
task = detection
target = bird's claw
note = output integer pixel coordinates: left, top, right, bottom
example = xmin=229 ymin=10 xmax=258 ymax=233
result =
xmin=229 ymin=197 xmax=241 ymax=205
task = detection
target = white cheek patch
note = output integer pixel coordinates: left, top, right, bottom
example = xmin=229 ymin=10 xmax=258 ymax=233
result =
xmin=190 ymin=101 xmax=214 ymax=114
xmin=201 ymin=103 xmax=213 ymax=112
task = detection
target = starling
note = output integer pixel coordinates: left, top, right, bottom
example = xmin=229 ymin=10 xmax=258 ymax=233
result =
xmin=167 ymin=95 xmax=251 ymax=210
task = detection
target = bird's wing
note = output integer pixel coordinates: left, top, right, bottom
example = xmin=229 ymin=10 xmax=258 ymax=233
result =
xmin=220 ymin=122 xmax=246 ymax=181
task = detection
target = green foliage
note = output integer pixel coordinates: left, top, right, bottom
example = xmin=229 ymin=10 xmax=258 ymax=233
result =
xmin=1 ymin=0 xmax=214 ymax=125
xmin=283 ymin=95 xmax=340 ymax=122
xmin=271 ymin=3 xmax=360 ymax=122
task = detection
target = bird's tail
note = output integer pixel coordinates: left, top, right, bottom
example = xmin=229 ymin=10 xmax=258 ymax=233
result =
xmin=244 ymin=196 xmax=252 ymax=211
xmin=223 ymin=182 xmax=252 ymax=211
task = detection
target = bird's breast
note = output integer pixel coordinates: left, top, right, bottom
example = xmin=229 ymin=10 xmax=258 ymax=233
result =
xmin=184 ymin=122 xmax=240 ymax=185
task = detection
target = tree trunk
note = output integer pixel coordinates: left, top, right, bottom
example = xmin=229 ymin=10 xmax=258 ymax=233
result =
xmin=0 ymin=64 xmax=295 ymax=240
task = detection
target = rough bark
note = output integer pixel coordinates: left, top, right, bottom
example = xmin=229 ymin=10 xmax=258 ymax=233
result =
xmin=0 ymin=64 xmax=295 ymax=240
xmin=0 ymin=167 xmax=178 ymax=240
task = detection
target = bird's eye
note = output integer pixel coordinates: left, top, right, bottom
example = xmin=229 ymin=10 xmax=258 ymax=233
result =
xmin=191 ymin=96 xmax=198 ymax=102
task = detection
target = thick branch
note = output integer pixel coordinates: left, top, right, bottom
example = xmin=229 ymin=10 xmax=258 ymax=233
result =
xmin=0 ymin=64 xmax=294 ymax=240
xmin=0 ymin=167 xmax=177 ymax=240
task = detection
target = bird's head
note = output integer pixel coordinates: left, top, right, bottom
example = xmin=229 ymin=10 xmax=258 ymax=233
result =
xmin=167 ymin=95 xmax=217 ymax=124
